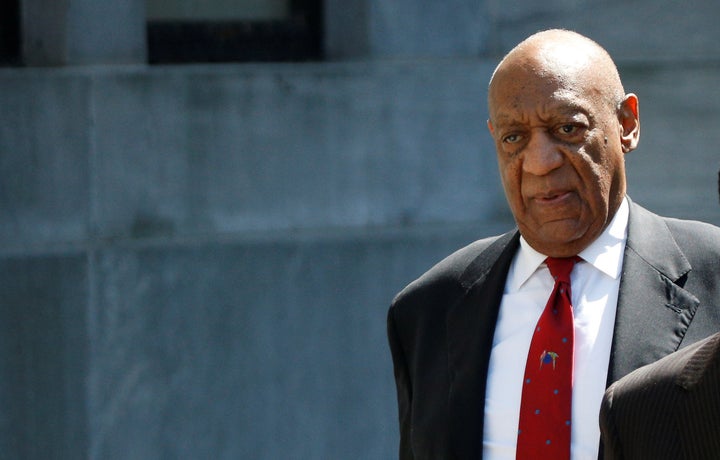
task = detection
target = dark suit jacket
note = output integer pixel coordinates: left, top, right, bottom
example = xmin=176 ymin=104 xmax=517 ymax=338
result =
xmin=599 ymin=331 xmax=720 ymax=460
xmin=387 ymin=200 xmax=720 ymax=460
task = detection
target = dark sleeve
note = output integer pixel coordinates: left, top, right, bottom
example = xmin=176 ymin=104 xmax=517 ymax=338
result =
xmin=599 ymin=384 xmax=624 ymax=460
xmin=387 ymin=305 xmax=414 ymax=460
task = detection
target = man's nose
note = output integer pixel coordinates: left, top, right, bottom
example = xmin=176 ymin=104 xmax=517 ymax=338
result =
xmin=522 ymin=130 xmax=564 ymax=176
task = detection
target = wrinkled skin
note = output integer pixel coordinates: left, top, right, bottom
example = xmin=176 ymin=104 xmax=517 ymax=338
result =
xmin=487 ymin=30 xmax=640 ymax=257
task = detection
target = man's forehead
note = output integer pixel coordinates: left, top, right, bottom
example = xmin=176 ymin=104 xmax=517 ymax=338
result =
xmin=492 ymin=51 xmax=591 ymax=93
xmin=489 ymin=34 xmax=622 ymax=115
xmin=534 ymin=40 xmax=596 ymax=74
xmin=490 ymin=83 xmax=594 ymax=122
xmin=505 ymin=31 xmax=601 ymax=70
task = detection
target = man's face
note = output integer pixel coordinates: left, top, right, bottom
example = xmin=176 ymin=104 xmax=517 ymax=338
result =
xmin=488 ymin=65 xmax=637 ymax=257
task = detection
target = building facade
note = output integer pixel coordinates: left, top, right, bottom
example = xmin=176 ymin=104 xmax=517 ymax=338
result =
xmin=1 ymin=1 xmax=719 ymax=458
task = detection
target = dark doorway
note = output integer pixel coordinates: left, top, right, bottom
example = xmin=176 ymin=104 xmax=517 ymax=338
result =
xmin=147 ymin=0 xmax=323 ymax=64
xmin=0 ymin=0 xmax=21 ymax=65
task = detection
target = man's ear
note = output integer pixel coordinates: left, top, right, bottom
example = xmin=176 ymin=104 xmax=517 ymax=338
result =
xmin=487 ymin=119 xmax=494 ymax=135
xmin=619 ymin=93 xmax=640 ymax=153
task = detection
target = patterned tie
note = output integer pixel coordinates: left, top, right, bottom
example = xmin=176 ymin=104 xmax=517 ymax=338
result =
xmin=516 ymin=256 xmax=579 ymax=460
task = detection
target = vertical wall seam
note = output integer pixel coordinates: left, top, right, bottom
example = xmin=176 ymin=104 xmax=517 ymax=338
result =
xmin=85 ymin=70 xmax=98 ymax=460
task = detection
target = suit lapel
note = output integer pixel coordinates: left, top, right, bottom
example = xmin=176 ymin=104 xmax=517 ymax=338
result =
xmin=442 ymin=201 xmax=704 ymax=458
xmin=608 ymin=202 xmax=700 ymax=384
xmin=446 ymin=230 xmax=519 ymax=459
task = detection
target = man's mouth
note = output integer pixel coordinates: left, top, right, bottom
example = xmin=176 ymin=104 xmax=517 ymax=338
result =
xmin=535 ymin=190 xmax=572 ymax=203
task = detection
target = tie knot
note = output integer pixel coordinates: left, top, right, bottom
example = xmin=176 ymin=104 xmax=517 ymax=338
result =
xmin=546 ymin=256 xmax=580 ymax=283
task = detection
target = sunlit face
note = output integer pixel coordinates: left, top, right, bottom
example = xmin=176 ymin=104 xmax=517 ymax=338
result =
xmin=488 ymin=61 xmax=636 ymax=257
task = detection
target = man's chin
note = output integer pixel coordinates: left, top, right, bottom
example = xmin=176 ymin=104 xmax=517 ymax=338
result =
xmin=521 ymin=223 xmax=589 ymax=256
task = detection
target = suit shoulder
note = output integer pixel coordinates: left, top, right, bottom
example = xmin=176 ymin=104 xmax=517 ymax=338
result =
xmin=611 ymin=336 xmax=701 ymax=395
xmin=663 ymin=216 xmax=720 ymax=271
xmin=390 ymin=232 xmax=511 ymax=311
xmin=600 ymin=338 xmax=698 ymax=459
xmin=630 ymin=203 xmax=720 ymax=264
xmin=663 ymin=216 xmax=720 ymax=247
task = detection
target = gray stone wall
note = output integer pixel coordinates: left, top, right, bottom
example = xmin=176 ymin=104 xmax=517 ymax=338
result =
xmin=1 ymin=1 xmax=719 ymax=458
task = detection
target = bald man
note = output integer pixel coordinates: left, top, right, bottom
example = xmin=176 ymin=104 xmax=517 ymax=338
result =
xmin=387 ymin=29 xmax=720 ymax=460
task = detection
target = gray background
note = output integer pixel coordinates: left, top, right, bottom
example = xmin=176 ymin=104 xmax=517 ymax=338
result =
xmin=2 ymin=1 xmax=720 ymax=458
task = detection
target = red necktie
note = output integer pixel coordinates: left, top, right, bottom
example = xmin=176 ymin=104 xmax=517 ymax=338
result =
xmin=516 ymin=256 xmax=579 ymax=460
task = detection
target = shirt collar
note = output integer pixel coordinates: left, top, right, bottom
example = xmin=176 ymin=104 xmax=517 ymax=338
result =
xmin=510 ymin=197 xmax=629 ymax=290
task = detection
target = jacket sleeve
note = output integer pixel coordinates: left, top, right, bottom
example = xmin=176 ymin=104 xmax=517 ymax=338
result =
xmin=387 ymin=305 xmax=414 ymax=460
xmin=598 ymin=384 xmax=624 ymax=460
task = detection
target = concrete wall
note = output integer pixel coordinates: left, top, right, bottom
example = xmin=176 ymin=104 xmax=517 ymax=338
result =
xmin=2 ymin=1 xmax=720 ymax=458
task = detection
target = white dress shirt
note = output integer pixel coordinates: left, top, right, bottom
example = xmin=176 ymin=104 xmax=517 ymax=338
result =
xmin=482 ymin=198 xmax=629 ymax=460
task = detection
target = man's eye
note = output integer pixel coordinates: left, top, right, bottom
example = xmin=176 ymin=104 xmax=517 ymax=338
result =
xmin=557 ymin=124 xmax=581 ymax=135
xmin=503 ymin=134 xmax=521 ymax=143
